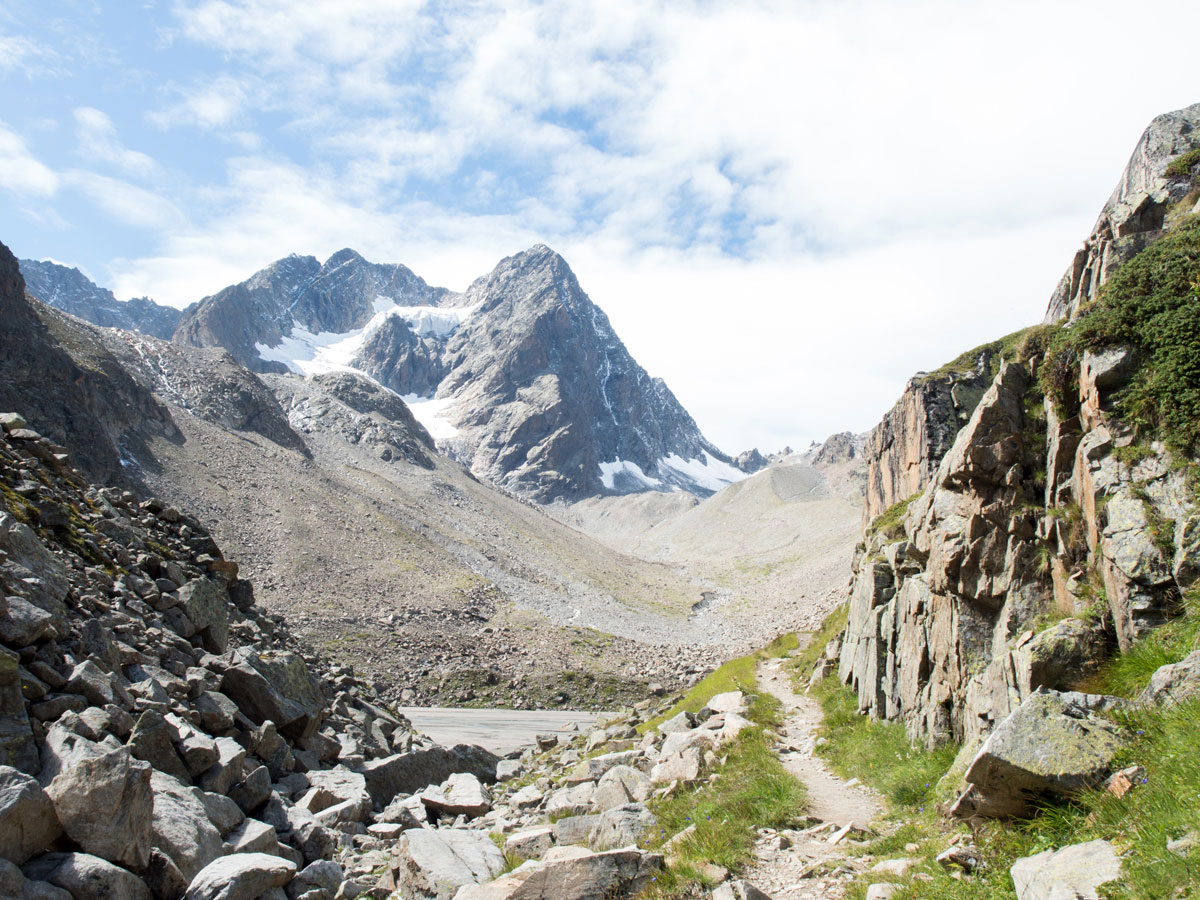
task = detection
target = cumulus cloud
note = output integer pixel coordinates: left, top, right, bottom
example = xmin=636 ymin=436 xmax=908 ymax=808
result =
xmin=0 ymin=122 xmax=59 ymax=197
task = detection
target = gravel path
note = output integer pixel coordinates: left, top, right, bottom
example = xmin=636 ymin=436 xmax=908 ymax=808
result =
xmin=742 ymin=657 xmax=884 ymax=899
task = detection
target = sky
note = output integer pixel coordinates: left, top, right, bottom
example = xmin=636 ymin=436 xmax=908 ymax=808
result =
xmin=2 ymin=1 xmax=1199 ymax=454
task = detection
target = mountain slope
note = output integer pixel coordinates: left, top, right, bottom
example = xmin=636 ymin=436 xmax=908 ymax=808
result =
xmin=175 ymin=244 xmax=742 ymax=501
xmin=19 ymin=258 xmax=185 ymax=339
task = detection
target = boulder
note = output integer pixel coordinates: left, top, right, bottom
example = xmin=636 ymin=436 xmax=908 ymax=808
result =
xmin=712 ymin=881 xmax=774 ymax=900
xmin=392 ymin=828 xmax=504 ymax=900
xmin=223 ymin=818 xmax=280 ymax=855
xmin=421 ymin=772 xmax=492 ymax=819
xmin=198 ymin=738 xmax=245 ymax=796
xmin=361 ymin=745 xmax=499 ymax=808
xmin=545 ymin=782 xmax=595 ymax=819
xmin=656 ymin=711 xmax=696 ymax=734
xmin=950 ymin=690 xmax=1122 ymax=818
xmin=651 ymin=747 xmax=701 ymax=785
xmin=150 ymin=771 xmax=224 ymax=882
xmin=219 ymin=651 xmax=325 ymax=741
xmin=229 ymin=765 xmax=273 ymax=814
xmin=0 ymin=597 xmax=56 ymax=646
xmin=0 ymin=765 xmax=61 ymax=865
xmin=504 ymin=827 xmax=553 ymax=861
xmin=193 ymin=692 xmax=238 ymax=735
xmin=1010 ymin=839 xmax=1122 ymax=900
xmin=178 ymin=579 xmax=230 ymax=654
xmin=702 ymin=692 xmax=745 ymax=715
xmin=577 ymin=751 xmax=640 ymax=781
xmin=589 ymin=803 xmax=656 ymax=851
xmin=1 ymin=648 xmax=38 ymax=774
xmin=591 ymin=765 xmax=650 ymax=811
xmin=22 ymin=852 xmax=151 ymax=900
xmin=183 ymin=852 xmax=298 ymax=900
xmin=551 ymin=814 xmax=602 ymax=847
xmin=129 ymin=711 xmax=191 ymax=782
xmin=42 ymin=742 xmax=154 ymax=869
xmin=452 ymin=847 xmax=663 ymax=900
xmin=290 ymin=859 xmax=343 ymax=897
xmin=1140 ymin=649 xmax=1200 ymax=706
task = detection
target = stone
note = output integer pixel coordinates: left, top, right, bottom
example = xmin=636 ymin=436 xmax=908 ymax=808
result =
xmin=871 ymin=857 xmax=920 ymax=876
xmin=551 ymin=814 xmax=602 ymax=847
xmin=702 ymin=692 xmax=745 ymax=715
xmin=864 ymin=885 xmax=901 ymax=900
xmin=197 ymin=789 xmax=244 ymax=836
xmin=452 ymin=847 xmax=663 ymax=900
xmin=22 ymin=852 xmax=151 ymax=900
xmin=183 ymin=852 xmax=298 ymax=900
xmin=496 ymin=759 xmax=522 ymax=782
xmin=150 ymin=771 xmax=224 ymax=882
xmin=657 ymin=711 xmax=695 ymax=734
xmin=950 ymin=690 xmax=1122 ymax=819
xmin=1010 ymin=839 xmax=1121 ymax=900
xmin=374 ymin=794 xmax=427 ymax=829
xmin=545 ymin=782 xmax=594 ymax=819
xmin=229 ymin=764 xmax=273 ymax=814
xmin=224 ymin=818 xmax=280 ymax=855
xmin=198 ymin=738 xmax=245 ymax=796
xmin=651 ymin=747 xmax=701 ymax=785
xmin=179 ymin=731 xmax=221 ymax=778
xmin=0 ymin=597 xmax=56 ymax=646
xmin=63 ymin=661 xmax=116 ymax=707
xmin=577 ymin=751 xmax=641 ymax=781
xmin=291 ymin=860 xmax=343 ymax=898
xmin=421 ymin=772 xmax=491 ymax=819
xmin=178 ymin=579 xmax=230 ymax=654
xmin=392 ymin=828 xmax=504 ymax=900
xmin=712 ymin=880 xmax=774 ymax=900
xmin=146 ymin=848 xmax=190 ymax=900
xmin=504 ymin=827 xmax=554 ymax=861
xmin=591 ymin=765 xmax=650 ymax=811
xmin=219 ymin=650 xmax=325 ymax=741
xmin=589 ymin=803 xmax=656 ymax=851
xmin=130 ymin=711 xmax=191 ymax=782
xmin=1140 ymin=649 xmax=1200 ymax=706
xmin=0 ymin=648 xmax=36 ymax=774
xmin=194 ymin=692 xmax=238 ymax=734
xmin=360 ymin=745 xmax=499 ymax=808
xmin=0 ymin=766 xmax=61 ymax=865
xmin=42 ymin=743 xmax=154 ymax=869
xmin=936 ymin=843 xmax=983 ymax=871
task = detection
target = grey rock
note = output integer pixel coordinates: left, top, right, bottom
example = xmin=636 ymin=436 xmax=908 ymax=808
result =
xmin=129 ymin=711 xmax=190 ymax=782
xmin=193 ymin=693 xmax=237 ymax=735
xmin=950 ymin=690 xmax=1122 ymax=819
xmin=150 ymin=771 xmax=224 ymax=883
xmin=421 ymin=772 xmax=491 ymax=819
xmin=178 ymin=580 xmax=230 ymax=655
xmin=503 ymin=827 xmax=553 ymax=861
xmin=589 ymin=803 xmax=656 ymax=851
xmin=1139 ymin=649 xmax=1200 ymax=706
xmin=196 ymin=790 xmax=244 ymax=837
xmin=359 ymin=744 xmax=498 ymax=808
xmin=22 ymin=852 xmax=152 ymax=900
xmin=551 ymin=814 xmax=602 ymax=847
xmin=219 ymin=651 xmax=325 ymax=741
xmin=228 ymin=765 xmax=272 ymax=814
xmin=1010 ymin=839 xmax=1122 ymax=900
xmin=198 ymin=738 xmax=245 ymax=796
xmin=289 ymin=860 xmax=342 ymax=898
xmin=0 ymin=765 xmax=62 ymax=865
xmin=224 ymin=818 xmax=280 ymax=855
xmin=453 ymin=846 xmax=664 ymax=900
xmin=183 ymin=852 xmax=298 ymax=900
xmin=392 ymin=828 xmax=504 ymax=900
xmin=0 ymin=597 xmax=56 ymax=646
xmin=0 ymin=647 xmax=37 ymax=773
xmin=712 ymin=881 xmax=775 ymax=900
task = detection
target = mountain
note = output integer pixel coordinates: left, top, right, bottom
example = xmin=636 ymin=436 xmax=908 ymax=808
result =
xmin=18 ymin=258 xmax=185 ymax=339
xmin=175 ymin=244 xmax=743 ymax=502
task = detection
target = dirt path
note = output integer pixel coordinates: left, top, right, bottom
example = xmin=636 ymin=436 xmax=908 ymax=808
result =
xmin=742 ymin=656 xmax=885 ymax=899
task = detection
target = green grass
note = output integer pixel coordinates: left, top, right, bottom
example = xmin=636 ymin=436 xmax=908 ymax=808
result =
xmin=928 ymin=324 xmax=1059 ymax=380
xmin=639 ymin=633 xmax=798 ymax=734
xmin=789 ymin=603 xmax=849 ymax=677
xmin=1041 ymin=215 xmax=1200 ymax=456
xmin=1166 ymin=148 xmax=1200 ymax=177
xmin=867 ymin=492 xmax=921 ymax=542
xmin=642 ymin=727 xmax=807 ymax=899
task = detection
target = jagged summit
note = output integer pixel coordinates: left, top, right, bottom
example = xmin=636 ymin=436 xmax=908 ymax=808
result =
xmin=18 ymin=258 xmax=184 ymax=339
xmin=174 ymin=244 xmax=743 ymax=502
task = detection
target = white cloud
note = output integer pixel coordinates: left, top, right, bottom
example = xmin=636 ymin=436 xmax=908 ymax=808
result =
xmin=73 ymin=107 xmax=162 ymax=179
xmin=0 ymin=122 xmax=59 ymax=197
xmin=148 ymin=75 xmax=247 ymax=130
xmin=65 ymin=171 xmax=182 ymax=228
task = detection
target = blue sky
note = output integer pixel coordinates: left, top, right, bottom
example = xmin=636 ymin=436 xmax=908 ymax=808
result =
xmin=3 ymin=0 xmax=1200 ymax=453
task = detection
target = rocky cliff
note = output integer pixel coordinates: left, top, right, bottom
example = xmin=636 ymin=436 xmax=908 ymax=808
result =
xmin=19 ymin=259 xmax=185 ymax=340
xmin=834 ymin=104 xmax=1200 ymax=753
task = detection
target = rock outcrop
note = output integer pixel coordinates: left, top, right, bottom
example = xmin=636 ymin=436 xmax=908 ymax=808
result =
xmin=1045 ymin=102 xmax=1200 ymax=323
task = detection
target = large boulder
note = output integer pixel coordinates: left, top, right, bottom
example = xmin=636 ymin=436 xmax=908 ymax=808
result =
xmin=453 ymin=846 xmax=664 ymax=900
xmin=392 ymin=828 xmax=505 ymax=900
xmin=183 ymin=852 xmax=297 ymax=900
xmin=950 ymin=690 xmax=1122 ymax=818
xmin=178 ymin=579 xmax=230 ymax=654
xmin=22 ymin=852 xmax=151 ymax=900
xmin=0 ymin=766 xmax=62 ymax=864
xmin=40 ymin=736 xmax=154 ymax=870
xmin=150 ymin=771 xmax=225 ymax=882
xmin=588 ymin=803 xmax=656 ymax=851
xmin=1010 ymin=839 xmax=1122 ymax=900
xmin=591 ymin=766 xmax=650 ymax=811
xmin=421 ymin=772 xmax=492 ymax=819
xmin=219 ymin=650 xmax=326 ymax=741
xmin=360 ymin=745 xmax=499 ymax=808
xmin=1140 ymin=649 xmax=1200 ymax=706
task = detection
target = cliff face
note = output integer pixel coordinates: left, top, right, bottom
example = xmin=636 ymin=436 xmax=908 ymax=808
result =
xmin=862 ymin=354 xmax=993 ymax=525
xmin=1045 ymin=102 xmax=1200 ymax=323
xmin=836 ymin=106 xmax=1200 ymax=751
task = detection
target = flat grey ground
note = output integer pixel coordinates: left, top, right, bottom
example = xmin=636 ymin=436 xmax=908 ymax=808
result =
xmin=396 ymin=706 xmax=606 ymax=755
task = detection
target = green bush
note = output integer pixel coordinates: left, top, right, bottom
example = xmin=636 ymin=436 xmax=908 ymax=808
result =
xmin=1166 ymin=148 xmax=1200 ymax=177
xmin=1041 ymin=216 xmax=1200 ymax=455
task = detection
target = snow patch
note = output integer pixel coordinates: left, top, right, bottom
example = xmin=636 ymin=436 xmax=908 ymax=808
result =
xmin=599 ymin=459 xmax=662 ymax=491
xmin=401 ymin=394 xmax=460 ymax=440
xmin=660 ymin=451 xmax=746 ymax=493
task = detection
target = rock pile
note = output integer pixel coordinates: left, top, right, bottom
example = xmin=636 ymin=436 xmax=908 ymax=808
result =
xmin=0 ymin=414 xmax=505 ymax=899
xmin=373 ymin=690 xmax=755 ymax=900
